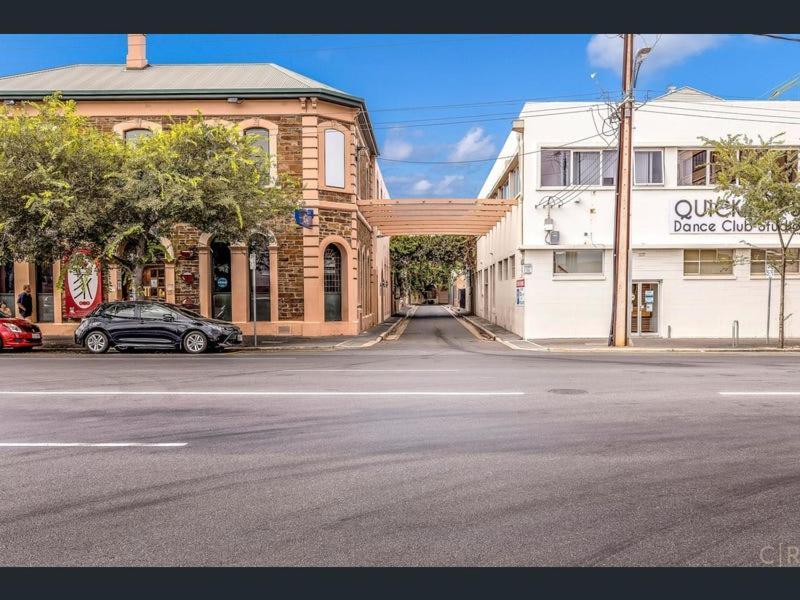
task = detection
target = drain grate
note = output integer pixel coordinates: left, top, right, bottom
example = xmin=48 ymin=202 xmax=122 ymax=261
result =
xmin=547 ymin=388 xmax=588 ymax=395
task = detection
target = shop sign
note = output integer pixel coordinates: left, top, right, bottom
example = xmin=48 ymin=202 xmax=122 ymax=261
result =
xmin=521 ymin=263 xmax=533 ymax=275
xmin=294 ymin=208 xmax=315 ymax=228
xmin=515 ymin=288 xmax=524 ymax=306
xmin=64 ymin=250 xmax=102 ymax=319
xmin=516 ymin=278 xmax=525 ymax=288
xmin=669 ymin=198 xmax=786 ymax=234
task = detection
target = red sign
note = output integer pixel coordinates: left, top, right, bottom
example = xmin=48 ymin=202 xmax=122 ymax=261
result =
xmin=516 ymin=278 xmax=525 ymax=288
xmin=64 ymin=250 xmax=103 ymax=318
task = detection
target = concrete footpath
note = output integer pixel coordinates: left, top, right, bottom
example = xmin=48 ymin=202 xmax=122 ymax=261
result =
xmin=452 ymin=308 xmax=800 ymax=353
xmin=32 ymin=314 xmax=407 ymax=353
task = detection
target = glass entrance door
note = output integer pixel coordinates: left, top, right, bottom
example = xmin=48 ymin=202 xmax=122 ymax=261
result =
xmin=631 ymin=282 xmax=659 ymax=335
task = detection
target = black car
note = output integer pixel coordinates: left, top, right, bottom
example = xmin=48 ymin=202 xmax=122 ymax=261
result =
xmin=74 ymin=301 xmax=243 ymax=354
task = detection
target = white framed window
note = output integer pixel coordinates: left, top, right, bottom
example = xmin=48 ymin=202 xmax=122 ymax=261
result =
xmin=683 ymin=249 xmax=734 ymax=276
xmin=324 ymin=129 xmax=346 ymax=188
xmin=572 ymin=151 xmax=601 ymax=185
xmin=510 ymin=255 xmax=515 ymax=278
xmin=553 ymin=250 xmax=603 ymax=275
xmin=541 ymin=150 xmax=570 ymax=186
xmin=542 ymin=149 xmax=618 ymax=187
xmin=634 ymin=150 xmax=664 ymax=185
xmin=750 ymin=249 xmax=800 ymax=275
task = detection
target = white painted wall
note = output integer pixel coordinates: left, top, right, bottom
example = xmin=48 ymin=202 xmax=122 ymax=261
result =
xmin=477 ymin=88 xmax=800 ymax=339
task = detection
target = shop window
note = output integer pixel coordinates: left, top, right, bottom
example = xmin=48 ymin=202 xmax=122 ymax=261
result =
xmin=553 ymin=250 xmax=603 ymax=275
xmin=142 ymin=263 xmax=166 ymax=300
xmin=124 ymin=128 xmax=153 ymax=144
xmin=324 ymin=129 xmax=345 ymax=188
xmin=248 ymin=235 xmax=271 ymax=321
xmin=750 ymin=249 xmax=800 ymax=275
xmin=0 ymin=261 xmax=14 ymax=316
xmin=211 ymin=241 xmax=232 ymax=321
xmin=35 ymin=263 xmax=54 ymax=322
xmin=634 ymin=150 xmax=663 ymax=184
xmin=683 ymin=249 xmax=734 ymax=276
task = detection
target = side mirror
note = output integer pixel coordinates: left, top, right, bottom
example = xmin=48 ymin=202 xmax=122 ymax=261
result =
xmin=163 ymin=314 xmax=175 ymax=322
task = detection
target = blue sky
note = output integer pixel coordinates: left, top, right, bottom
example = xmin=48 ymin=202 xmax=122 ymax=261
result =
xmin=0 ymin=34 xmax=798 ymax=197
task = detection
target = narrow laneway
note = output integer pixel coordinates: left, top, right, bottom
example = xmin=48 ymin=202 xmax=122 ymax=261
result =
xmin=388 ymin=304 xmax=493 ymax=352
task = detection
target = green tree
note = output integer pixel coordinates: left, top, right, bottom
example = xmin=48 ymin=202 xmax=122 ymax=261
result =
xmin=109 ymin=115 xmax=301 ymax=296
xmin=390 ymin=235 xmax=476 ymax=297
xmin=0 ymin=94 xmax=123 ymax=270
xmin=0 ymin=94 xmax=302 ymax=299
xmin=703 ymin=134 xmax=800 ymax=347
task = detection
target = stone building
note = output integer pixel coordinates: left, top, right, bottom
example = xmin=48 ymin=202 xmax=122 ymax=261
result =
xmin=0 ymin=34 xmax=393 ymax=337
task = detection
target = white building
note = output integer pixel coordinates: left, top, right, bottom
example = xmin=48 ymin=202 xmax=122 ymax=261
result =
xmin=476 ymin=86 xmax=800 ymax=340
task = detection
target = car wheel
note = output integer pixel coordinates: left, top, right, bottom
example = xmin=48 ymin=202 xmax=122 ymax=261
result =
xmin=183 ymin=331 xmax=208 ymax=354
xmin=85 ymin=331 xmax=110 ymax=354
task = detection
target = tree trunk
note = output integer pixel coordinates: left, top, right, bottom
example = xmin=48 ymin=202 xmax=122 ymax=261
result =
xmin=132 ymin=264 xmax=143 ymax=301
xmin=779 ymin=253 xmax=787 ymax=349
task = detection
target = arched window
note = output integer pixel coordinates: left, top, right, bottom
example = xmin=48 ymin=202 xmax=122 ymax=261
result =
xmin=244 ymin=127 xmax=270 ymax=156
xmin=324 ymin=244 xmax=343 ymax=322
xmin=324 ymin=129 xmax=345 ymax=188
xmin=123 ymin=128 xmax=153 ymax=144
xmin=211 ymin=241 xmax=232 ymax=321
xmin=248 ymin=234 xmax=271 ymax=322
xmin=0 ymin=261 xmax=15 ymax=316
xmin=35 ymin=263 xmax=54 ymax=322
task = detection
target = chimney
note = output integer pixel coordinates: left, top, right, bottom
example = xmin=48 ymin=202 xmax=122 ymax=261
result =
xmin=126 ymin=34 xmax=148 ymax=70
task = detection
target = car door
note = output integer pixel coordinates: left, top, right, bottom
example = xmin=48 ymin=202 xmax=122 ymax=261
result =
xmin=102 ymin=302 xmax=140 ymax=344
xmin=137 ymin=303 xmax=182 ymax=347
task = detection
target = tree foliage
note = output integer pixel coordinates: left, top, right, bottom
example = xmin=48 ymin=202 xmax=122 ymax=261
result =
xmin=0 ymin=94 xmax=123 ymax=266
xmin=703 ymin=134 xmax=800 ymax=347
xmin=0 ymin=94 xmax=302 ymax=297
xmin=390 ymin=235 xmax=476 ymax=294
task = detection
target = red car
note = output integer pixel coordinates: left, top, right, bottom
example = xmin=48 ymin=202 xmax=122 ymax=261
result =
xmin=0 ymin=318 xmax=42 ymax=351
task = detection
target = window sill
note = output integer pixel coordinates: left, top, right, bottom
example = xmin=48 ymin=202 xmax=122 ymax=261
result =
xmin=682 ymin=275 xmax=736 ymax=280
xmin=552 ymin=274 xmax=606 ymax=281
xmin=750 ymin=274 xmax=800 ymax=280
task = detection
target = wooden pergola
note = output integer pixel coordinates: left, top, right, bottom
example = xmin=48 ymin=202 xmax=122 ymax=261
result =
xmin=357 ymin=198 xmax=516 ymax=236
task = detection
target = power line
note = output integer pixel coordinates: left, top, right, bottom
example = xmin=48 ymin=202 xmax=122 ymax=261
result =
xmin=370 ymin=92 xmax=611 ymax=113
xmin=378 ymin=132 xmax=610 ymax=165
xmin=754 ymin=34 xmax=800 ymax=43
xmin=373 ymin=102 xmax=609 ymax=126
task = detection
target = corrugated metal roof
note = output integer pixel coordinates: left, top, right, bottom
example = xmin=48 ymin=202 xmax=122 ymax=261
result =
xmin=0 ymin=63 xmax=350 ymax=97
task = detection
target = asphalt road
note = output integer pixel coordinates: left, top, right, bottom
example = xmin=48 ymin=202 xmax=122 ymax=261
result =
xmin=2 ymin=304 xmax=800 ymax=566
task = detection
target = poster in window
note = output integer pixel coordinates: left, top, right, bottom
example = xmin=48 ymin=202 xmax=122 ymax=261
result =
xmin=64 ymin=250 xmax=103 ymax=318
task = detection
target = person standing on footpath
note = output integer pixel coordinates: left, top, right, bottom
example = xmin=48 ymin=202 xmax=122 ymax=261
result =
xmin=16 ymin=284 xmax=33 ymax=320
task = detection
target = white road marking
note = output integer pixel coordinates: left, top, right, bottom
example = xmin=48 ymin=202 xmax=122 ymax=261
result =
xmin=282 ymin=369 xmax=460 ymax=372
xmin=0 ymin=390 xmax=523 ymax=397
xmin=0 ymin=442 xmax=187 ymax=447
xmin=719 ymin=391 xmax=800 ymax=396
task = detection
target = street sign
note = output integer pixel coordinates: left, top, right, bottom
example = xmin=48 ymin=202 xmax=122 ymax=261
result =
xmin=766 ymin=265 xmax=777 ymax=279
xmin=294 ymin=208 xmax=315 ymax=228
xmin=516 ymin=288 xmax=524 ymax=306
xmin=522 ymin=264 xmax=533 ymax=275
xmin=516 ymin=278 xmax=525 ymax=288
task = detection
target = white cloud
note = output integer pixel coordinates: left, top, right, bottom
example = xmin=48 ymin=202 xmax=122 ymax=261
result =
xmin=434 ymin=174 xmax=464 ymax=195
xmin=382 ymin=137 xmax=414 ymax=160
xmin=412 ymin=179 xmax=433 ymax=193
xmin=449 ymin=127 xmax=497 ymax=162
xmin=587 ymin=34 xmax=727 ymax=75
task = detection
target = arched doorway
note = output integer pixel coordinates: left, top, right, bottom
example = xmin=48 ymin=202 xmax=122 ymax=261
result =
xmin=211 ymin=241 xmax=232 ymax=321
xmin=324 ymin=244 xmax=343 ymax=322
xmin=248 ymin=234 xmax=271 ymax=321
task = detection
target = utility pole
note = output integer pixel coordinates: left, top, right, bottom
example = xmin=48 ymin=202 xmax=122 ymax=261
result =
xmin=610 ymin=33 xmax=635 ymax=347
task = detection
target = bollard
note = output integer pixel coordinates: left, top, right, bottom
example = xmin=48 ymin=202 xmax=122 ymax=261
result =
xmin=732 ymin=320 xmax=739 ymax=348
